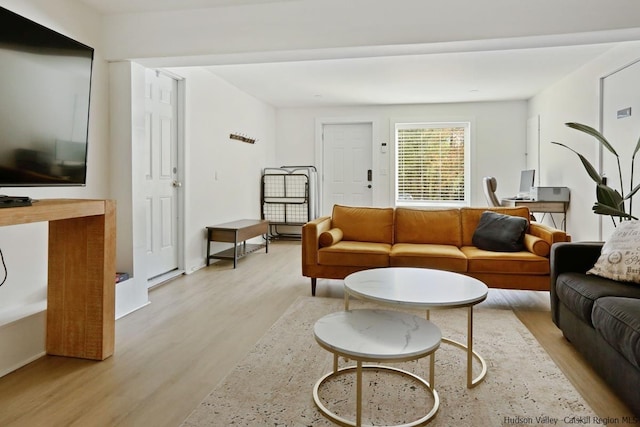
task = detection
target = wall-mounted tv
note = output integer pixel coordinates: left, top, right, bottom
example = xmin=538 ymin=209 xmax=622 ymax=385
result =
xmin=0 ymin=6 xmax=94 ymax=187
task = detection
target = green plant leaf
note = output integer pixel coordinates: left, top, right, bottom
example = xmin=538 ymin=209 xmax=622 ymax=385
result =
xmin=632 ymin=134 xmax=640 ymax=160
xmin=551 ymin=141 xmax=603 ymax=184
xmin=592 ymin=203 xmax=635 ymax=219
xmin=625 ymin=182 xmax=640 ymax=200
xmin=566 ymin=122 xmax=618 ymax=157
xmin=596 ymin=184 xmax=625 ymax=210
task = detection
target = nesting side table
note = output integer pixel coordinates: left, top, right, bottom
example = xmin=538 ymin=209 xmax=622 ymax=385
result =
xmin=313 ymin=309 xmax=441 ymax=427
xmin=344 ymin=267 xmax=489 ymax=388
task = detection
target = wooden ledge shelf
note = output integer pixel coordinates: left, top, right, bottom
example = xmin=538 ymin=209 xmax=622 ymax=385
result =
xmin=0 ymin=199 xmax=108 ymax=226
xmin=0 ymin=199 xmax=116 ymax=361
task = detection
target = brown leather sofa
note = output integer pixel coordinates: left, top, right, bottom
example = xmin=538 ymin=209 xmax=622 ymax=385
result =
xmin=302 ymin=205 xmax=569 ymax=296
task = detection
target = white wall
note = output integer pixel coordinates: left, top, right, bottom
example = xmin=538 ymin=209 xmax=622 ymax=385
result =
xmin=529 ymin=41 xmax=640 ymax=241
xmin=276 ymin=101 xmax=528 ymax=212
xmin=0 ymin=0 xmax=109 ymax=376
xmin=166 ymin=67 xmax=277 ymax=273
xmin=109 ymin=61 xmax=151 ymax=319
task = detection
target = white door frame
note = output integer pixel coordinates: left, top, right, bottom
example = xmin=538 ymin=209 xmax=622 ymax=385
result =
xmin=597 ymin=57 xmax=640 ymax=241
xmin=175 ymin=75 xmax=186 ymax=276
xmin=315 ymin=117 xmax=378 ymax=215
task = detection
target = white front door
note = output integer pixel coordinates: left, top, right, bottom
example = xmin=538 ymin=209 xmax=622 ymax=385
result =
xmin=144 ymin=69 xmax=180 ymax=283
xmin=322 ymin=123 xmax=373 ymax=215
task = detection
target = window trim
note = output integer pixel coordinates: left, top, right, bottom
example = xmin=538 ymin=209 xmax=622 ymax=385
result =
xmin=393 ymin=120 xmax=471 ymax=208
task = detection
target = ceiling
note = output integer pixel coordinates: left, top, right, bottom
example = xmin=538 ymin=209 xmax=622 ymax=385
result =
xmin=203 ymin=44 xmax=614 ymax=108
xmin=78 ymin=0 xmax=295 ymax=14
xmin=78 ymin=0 xmax=624 ymax=108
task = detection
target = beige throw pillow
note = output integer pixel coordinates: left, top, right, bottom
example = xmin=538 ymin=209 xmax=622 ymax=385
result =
xmin=588 ymin=220 xmax=640 ymax=283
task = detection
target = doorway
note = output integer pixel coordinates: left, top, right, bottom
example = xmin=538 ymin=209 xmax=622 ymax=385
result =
xmin=320 ymin=122 xmax=374 ymax=215
xmin=143 ymin=69 xmax=183 ymax=286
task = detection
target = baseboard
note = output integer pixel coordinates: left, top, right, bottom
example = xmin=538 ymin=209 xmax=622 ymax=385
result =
xmin=0 ymin=310 xmax=46 ymax=378
xmin=116 ymin=301 xmax=151 ymax=320
xmin=0 ymin=301 xmax=46 ymax=328
xmin=115 ymin=276 xmax=150 ymax=320
xmin=0 ymin=351 xmax=46 ymax=378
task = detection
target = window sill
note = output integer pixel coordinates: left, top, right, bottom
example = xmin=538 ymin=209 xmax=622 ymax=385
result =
xmin=395 ymin=201 xmax=469 ymax=209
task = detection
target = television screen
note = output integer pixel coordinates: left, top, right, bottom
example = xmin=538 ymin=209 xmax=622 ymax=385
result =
xmin=0 ymin=6 xmax=94 ymax=186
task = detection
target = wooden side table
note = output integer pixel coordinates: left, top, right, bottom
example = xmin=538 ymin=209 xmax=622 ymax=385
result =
xmin=205 ymin=219 xmax=269 ymax=268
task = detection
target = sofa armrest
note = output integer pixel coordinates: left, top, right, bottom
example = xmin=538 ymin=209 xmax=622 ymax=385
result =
xmin=549 ymin=241 xmax=604 ymax=325
xmin=528 ymin=222 xmax=570 ymax=245
xmin=550 ymin=241 xmax=603 ymax=277
xmin=301 ymin=216 xmax=332 ymax=269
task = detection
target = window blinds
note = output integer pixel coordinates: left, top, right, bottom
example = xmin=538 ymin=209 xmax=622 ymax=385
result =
xmin=396 ymin=124 xmax=467 ymax=203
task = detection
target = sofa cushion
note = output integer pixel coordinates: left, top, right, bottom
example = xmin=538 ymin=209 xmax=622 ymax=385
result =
xmin=472 ymin=211 xmax=528 ymax=252
xmin=523 ymin=234 xmax=550 ymax=257
xmin=395 ymin=208 xmax=462 ymax=246
xmin=332 ymin=205 xmax=394 ymax=244
xmin=461 ymin=207 xmax=530 ymax=246
xmin=318 ymin=241 xmax=391 ymax=267
xmin=588 ymin=220 xmax=640 ymax=284
xmin=390 ymin=243 xmax=467 ymax=272
xmin=319 ymin=228 xmax=343 ymax=247
xmin=461 ymin=246 xmax=549 ymax=275
xmin=556 ymin=272 xmax=640 ymax=326
xmin=592 ymin=297 xmax=640 ymax=370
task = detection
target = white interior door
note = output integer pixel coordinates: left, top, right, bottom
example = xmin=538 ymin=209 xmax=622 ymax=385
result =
xmin=322 ymin=123 xmax=373 ymax=215
xmin=601 ymin=59 xmax=640 ymax=239
xmin=144 ymin=69 xmax=180 ymax=282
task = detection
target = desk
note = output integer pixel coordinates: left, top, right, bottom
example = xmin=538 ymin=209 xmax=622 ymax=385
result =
xmin=501 ymin=199 xmax=568 ymax=230
xmin=206 ymin=219 xmax=269 ymax=268
xmin=0 ymin=199 xmax=116 ymax=361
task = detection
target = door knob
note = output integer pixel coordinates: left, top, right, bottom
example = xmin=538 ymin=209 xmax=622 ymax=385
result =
xmin=172 ymin=180 xmax=182 ymax=188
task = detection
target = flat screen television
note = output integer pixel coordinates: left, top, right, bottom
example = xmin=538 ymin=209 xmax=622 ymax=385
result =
xmin=0 ymin=6 xmax=94 ymax=188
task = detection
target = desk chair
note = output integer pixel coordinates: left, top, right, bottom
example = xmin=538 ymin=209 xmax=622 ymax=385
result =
xmin=482 ymin=176 xmax=501 ymax=207
xmin=484 ymin=175 xmax=537 ymax=221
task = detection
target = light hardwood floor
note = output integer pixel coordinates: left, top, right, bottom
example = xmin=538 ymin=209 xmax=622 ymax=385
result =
xmin=0 ymin=240 xmax=635 ymax=426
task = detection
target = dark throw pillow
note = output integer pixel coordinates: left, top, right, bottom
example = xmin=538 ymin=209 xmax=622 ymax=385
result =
xmin=472 ymin=211 xmax=528 ymax=252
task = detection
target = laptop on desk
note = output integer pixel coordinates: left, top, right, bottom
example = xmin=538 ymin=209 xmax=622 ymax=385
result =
xmin=507 ymin=195 xmax=531 ymax=201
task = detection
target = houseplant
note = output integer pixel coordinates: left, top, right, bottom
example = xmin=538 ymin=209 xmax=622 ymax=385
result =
xmin=551 ymin=122 xmax=640 ymax=223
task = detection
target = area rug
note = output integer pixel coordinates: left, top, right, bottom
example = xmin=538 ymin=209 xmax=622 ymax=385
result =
xmin=182 ymin=296 xmax=598 ymax=426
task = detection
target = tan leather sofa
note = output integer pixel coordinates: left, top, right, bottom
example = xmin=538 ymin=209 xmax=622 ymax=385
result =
xmin=302 ymin=205 xmax=570 ymax=296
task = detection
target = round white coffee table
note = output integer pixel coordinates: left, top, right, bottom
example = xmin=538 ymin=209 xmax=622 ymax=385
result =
xmin=344 ymin=267 xmax=488 ymax=388
xmin=313 ymin=309 xmax=441 ymax=427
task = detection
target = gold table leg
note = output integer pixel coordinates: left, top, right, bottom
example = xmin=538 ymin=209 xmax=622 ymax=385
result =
xmin=313 ymin=364 xmax=439 ymax=427
xmin=428 ymin=306 xmax=487 ymax=388
xmin=356 ymin=361 xmax=362 ymax=426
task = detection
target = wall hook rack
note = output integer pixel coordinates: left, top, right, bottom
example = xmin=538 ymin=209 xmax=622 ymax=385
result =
xmin=230 ymin=133 xmax=256 ymax=144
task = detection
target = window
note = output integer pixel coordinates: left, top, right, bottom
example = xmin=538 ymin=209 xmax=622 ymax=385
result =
xmin=395 ymin=122 xmax=470 ymax=206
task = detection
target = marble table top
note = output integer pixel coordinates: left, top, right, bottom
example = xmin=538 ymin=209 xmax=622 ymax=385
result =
xmin=314 ymin=309 xmax=441 ymax=362
xmin=344 ymin=267 xmax=488 ymax=309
